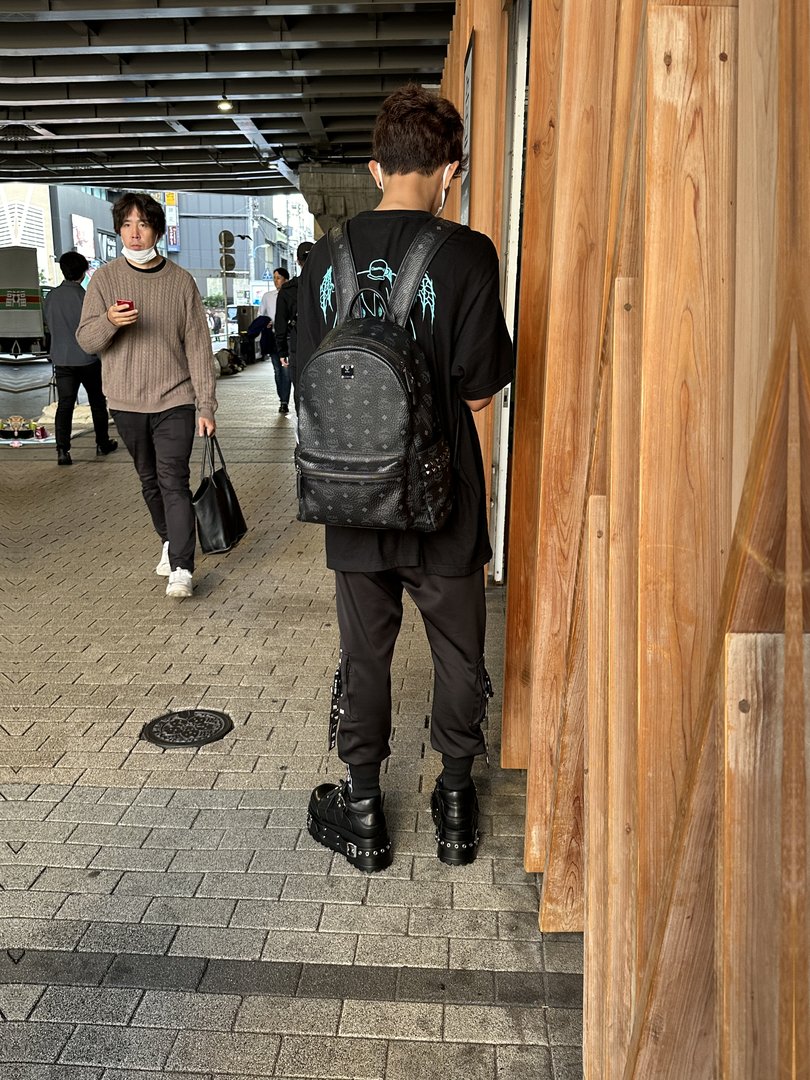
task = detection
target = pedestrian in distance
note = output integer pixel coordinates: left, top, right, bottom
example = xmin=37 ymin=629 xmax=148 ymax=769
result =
xmin=76 ymin=192 xmax=217 ymax=600
xmin=296 ymin=85 xmax=513 ymax=873
xmin=44 ymin=251 xmax=117 ymax=466
xmin=276 ymin=244 xmax=314 ymax=403
xmin=256 ymin=269 xmax=291 ymax=412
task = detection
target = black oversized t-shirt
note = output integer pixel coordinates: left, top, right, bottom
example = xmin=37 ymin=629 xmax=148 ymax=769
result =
xmin=296 ymin=210 xmax=514 ymax=577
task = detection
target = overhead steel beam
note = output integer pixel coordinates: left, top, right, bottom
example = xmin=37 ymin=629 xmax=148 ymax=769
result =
xmin=0 ymin=15 xmax=451 ymax=55
xmin=3 ymin=1 xmax=453 ymax=21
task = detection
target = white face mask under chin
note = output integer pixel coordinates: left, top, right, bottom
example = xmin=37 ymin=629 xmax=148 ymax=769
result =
xmin=122 ymin=245 xmax=158 ymax=265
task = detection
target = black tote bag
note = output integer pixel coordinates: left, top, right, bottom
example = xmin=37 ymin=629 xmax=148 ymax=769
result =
xmin=192 ymin=434 xmax=247 ymax=554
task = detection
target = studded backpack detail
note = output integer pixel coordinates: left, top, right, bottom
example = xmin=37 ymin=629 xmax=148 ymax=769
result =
xmin=295 ymin=217 xmax=460 ymax=532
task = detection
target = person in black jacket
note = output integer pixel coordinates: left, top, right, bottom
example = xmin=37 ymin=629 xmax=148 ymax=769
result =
xmin=276 ymin=242 xmax=314 ymax=399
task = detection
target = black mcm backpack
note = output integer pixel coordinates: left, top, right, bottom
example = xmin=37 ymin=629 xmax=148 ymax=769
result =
xmin=295 ymin=217 xmax=460 ymax=531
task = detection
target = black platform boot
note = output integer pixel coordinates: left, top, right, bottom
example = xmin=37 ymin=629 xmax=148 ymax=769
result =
xmin=431 ymin=778 xmax=480 ymax=865
xmin=307 ymin=780 xmax=392 ymax=873
xmin=96 ymin=439 xmax=118 ymax=456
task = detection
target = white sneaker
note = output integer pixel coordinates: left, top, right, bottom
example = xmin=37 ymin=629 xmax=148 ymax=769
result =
xmin=156 ymin=541 xmax=171 ymax=577
xmin=166 ymin=568 xmax=193 ymax=598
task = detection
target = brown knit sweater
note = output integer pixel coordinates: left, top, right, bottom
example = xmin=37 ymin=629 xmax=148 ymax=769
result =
xmin=76 ymin=256 xmax=217 ymax=420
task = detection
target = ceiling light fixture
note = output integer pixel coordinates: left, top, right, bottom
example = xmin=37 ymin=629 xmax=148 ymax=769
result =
xmin=217 ymin=94 xmax=233 ymax=113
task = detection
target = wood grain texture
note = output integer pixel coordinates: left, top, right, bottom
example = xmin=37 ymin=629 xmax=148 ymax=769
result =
xmin=636 ymin=4 xmax=736 ymax=964
xmin=604 ymin=278 xmax=640 ymax=1078
xmin=501 ymin=0 xmax=563 ymax=770
xmin=523 ymin=0 xmax=619 ymax=871
xmin=732 ymin=0 xmax=779 ymax=519
xmin=584 ymin=497 xmax=609 ymax=1073
xmin=721 ymin=633 xmax=784 ymax=1079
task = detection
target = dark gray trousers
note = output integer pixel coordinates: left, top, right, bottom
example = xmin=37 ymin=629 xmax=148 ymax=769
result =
xmin=333 ymin=566 xmax=489 ymax=765
xmin=112 ymin=404 xmax=196 ymax=572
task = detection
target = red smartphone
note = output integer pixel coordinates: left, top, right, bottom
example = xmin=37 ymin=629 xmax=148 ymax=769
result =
xmin=116 ymin=299 xmax=135 ymax=311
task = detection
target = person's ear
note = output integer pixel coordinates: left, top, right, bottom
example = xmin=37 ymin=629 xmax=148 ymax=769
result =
xmin=368 ymin=160 xmax=384 ymax=191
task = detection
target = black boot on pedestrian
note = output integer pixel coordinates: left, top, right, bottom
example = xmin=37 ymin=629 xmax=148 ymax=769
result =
xmin=57 ymin=449 xmax=72 ymax=466
xmin=279 ymin=402 xmax=289 ymax=414
xmin=431 ymin=778 xmax=480 ymax=865
xmin=96 ymin=439 xmax=118 ymax=456
xmin=307 ymin=780 xmax=392 ymax=873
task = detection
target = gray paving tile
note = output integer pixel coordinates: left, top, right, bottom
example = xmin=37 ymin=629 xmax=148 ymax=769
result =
xmin=0 ymin=1023 xmax=74 ymax=1064
xmin=198 ymin=960 xmax=301 ymax=998
xmin=297 ymin=963 xmax=397 ymax=1002
xmin=396 ymin=967 xmax=495 ymax=1004
xmin=0 ymin=949 xmax=114 ymax=987
xmin=55 ymin=895 xmax=151 ymax=924
xmin=197 ymin=872 xmax=284 ymax=900
xmin=551 ymin=1045 xmax=584 ymax=1079
xmin=444 ymin=1003 xmax=548 ymax=1044
xmin=31 ymin=986 xmax=142 ymax=1026
xmin=546 ymin=1006 xmax=583 ymax=1046
xmin=231 ymin=899 xmax=322 ymax=931
xmin=365 ymin=880 xmax=452 ymax=909
xmin=144 ymin=896 xmax=236 ymax=927
xmin=261 ymin=930 xmax=357 ymax=965
xmin=0 ymin=984 xmax=46 ymax=1020
xmin=543 ymin=937 xmax=584 ymax=974
xmin=79 ymin=922 xmax=176 ymax=955
xmin=0 ymin=890 xmax=68 ymax=919
xmin=384 ymin=1041 xmax=495 ymax=1080
xmin=166 ymin=1031 xmax=280 ymax=1075
xmin=543 ymin=972 xmax=583 ymax=1009
xmin=235 ymin=994 xmax=341 ymax=1035
xmin=452 ymin=883 xmax=539 ymax=913
xmin=143 ymin=827 xmax=223 ymax=851
xmin=59 ymin=1026 xmax=177 ymax=1071
xmin=103 ymin=953 xmax=206 ymax=991
xmin=496 ymin=1045 xmax=554 ymax=1080
xmin=4 ymin=842 xmax=99 ymax=868
xmin=339 ymin=999 xmax=442 ymax=1040
xmin=88 ymin=847 xmax=174 ymax=873
xmin=168 ymin=849 xmax=252 ymax=874
xmin=131 ymin=989 xmax=240 ymax=1031
xmin=281 ymin=876 xmax=369 ymax=905
xmin=7 ymin=918 xmax=88 ymax=951
xmin=274 ymin=1035 xmax=386 ymax=1079
xmin=114 ymin=871 xmax=202 ymax=897
xmin=354 ymin=934 xmax=447 ymax=969
xmin=0 ymin=865 xmax=47 ymax=889
xmin=32 ymin=868 xmax=123 ymax=894
xmin=2 ymin=1065 xmax=103 ymax=1080
xmin=170 ymin=925 xmax=267 ymax=960
xmin=450 ymin=939 xmax=544 ymax=972
xmin=408 ymin=907 xmax=498 ymax=938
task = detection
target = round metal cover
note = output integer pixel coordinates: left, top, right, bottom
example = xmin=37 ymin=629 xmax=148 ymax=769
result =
xmin=140 ymin=709 xmax=233 ymax=749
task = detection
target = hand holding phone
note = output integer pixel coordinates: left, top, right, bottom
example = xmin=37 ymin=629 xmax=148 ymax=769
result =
xmin=108 ymin=299 xmax=138 ymax=326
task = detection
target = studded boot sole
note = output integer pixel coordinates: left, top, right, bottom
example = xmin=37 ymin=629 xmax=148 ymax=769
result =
xmin=431 ymin=782 xmax=480 ymax=866
xmin=307 ymin=783 xmax=393 ymax=874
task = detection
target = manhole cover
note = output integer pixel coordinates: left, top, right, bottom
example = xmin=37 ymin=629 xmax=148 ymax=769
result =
xmin=140 ymin=709 xmax=233 ymax=748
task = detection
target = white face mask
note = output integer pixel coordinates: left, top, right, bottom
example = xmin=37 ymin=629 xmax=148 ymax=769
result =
xmin=122 ymin=244 xmax=158 ymax=265
xmin=436 ymin=163 xmax=453 ymax=216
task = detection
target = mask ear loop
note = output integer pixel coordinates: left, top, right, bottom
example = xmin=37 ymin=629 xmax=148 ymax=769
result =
xmin=376 ymin=165 xmax=385 ymax=193
xmin=437 ymin=163 xmax=452 ymax=216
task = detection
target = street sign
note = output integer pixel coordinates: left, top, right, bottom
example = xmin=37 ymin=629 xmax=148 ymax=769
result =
xmin=218 ymin=230 xmax=235 ymax=247
xmin=262 ymin=269 xmax=272 ymax=280
xmin=219 ymin=254 xmax=236 ymax=272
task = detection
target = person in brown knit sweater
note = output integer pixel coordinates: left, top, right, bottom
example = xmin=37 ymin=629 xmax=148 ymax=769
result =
xmin=77 ymin=192 xmax=217 ymax=599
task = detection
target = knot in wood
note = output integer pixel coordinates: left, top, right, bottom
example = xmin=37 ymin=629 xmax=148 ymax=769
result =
xmin=738 ymin=699 xmax=750 ymax=713
xmin=663 ymin=51 xmax=672 ymax=69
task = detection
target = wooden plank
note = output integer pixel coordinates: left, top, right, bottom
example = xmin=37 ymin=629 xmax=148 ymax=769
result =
xmin=523 ymin=0 xmax=619 ymax=871
xmin=540 ymin=368 xmax=612 ymax=932
xmin=539 ymin=583 xmax=585 ymax=932
xmin=732 ymin=0 xmax=779 ymax=519
xmin=604 ymin=277 xmax=640 ymax=1077
xmin=721 ymin=633 xmax=784 ymax=1079
xmin=628 ymin=713 xmax=719 ymax=1078
xmin=782 ymin=327 xmax=808 ymax=1068
xmin=583 ymin=496 xmax=609 ymax=1074
xmin=636 ymin=4 xmax=736 ymax=963
xmin=501 ymin=0 xmax=563 ymax=770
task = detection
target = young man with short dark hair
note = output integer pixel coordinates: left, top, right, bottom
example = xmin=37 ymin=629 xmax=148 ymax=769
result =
xmin=296 ymin=85 xmax=513 ymax=871
xmin=77 ymin=192 xmax=217 ymax=599
xmin=44 ymin=251 xmax=117 ymax=466
xmin=275 ymin=242 xmax=314 ymax=400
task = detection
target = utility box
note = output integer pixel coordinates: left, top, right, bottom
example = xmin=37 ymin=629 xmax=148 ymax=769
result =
xmin=235 ymin=305 xmax=255 ymax=334
xmin=0 ymin=247 xmax=44 ymax=342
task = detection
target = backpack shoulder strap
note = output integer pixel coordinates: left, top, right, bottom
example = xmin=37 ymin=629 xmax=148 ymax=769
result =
xmin=388 ymin=218 xmax=461 ymax=327
xmin=327 ymin=222 xmax=359 ymax=324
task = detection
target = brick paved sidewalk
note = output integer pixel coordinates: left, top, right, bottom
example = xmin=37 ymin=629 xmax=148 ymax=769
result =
xmin=0 ymin=364 xmax=583 ymax=1079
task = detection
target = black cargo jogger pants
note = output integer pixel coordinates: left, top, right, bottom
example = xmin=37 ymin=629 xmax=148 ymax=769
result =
xmin=333 ymin=566 xmax=490 ymax=765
